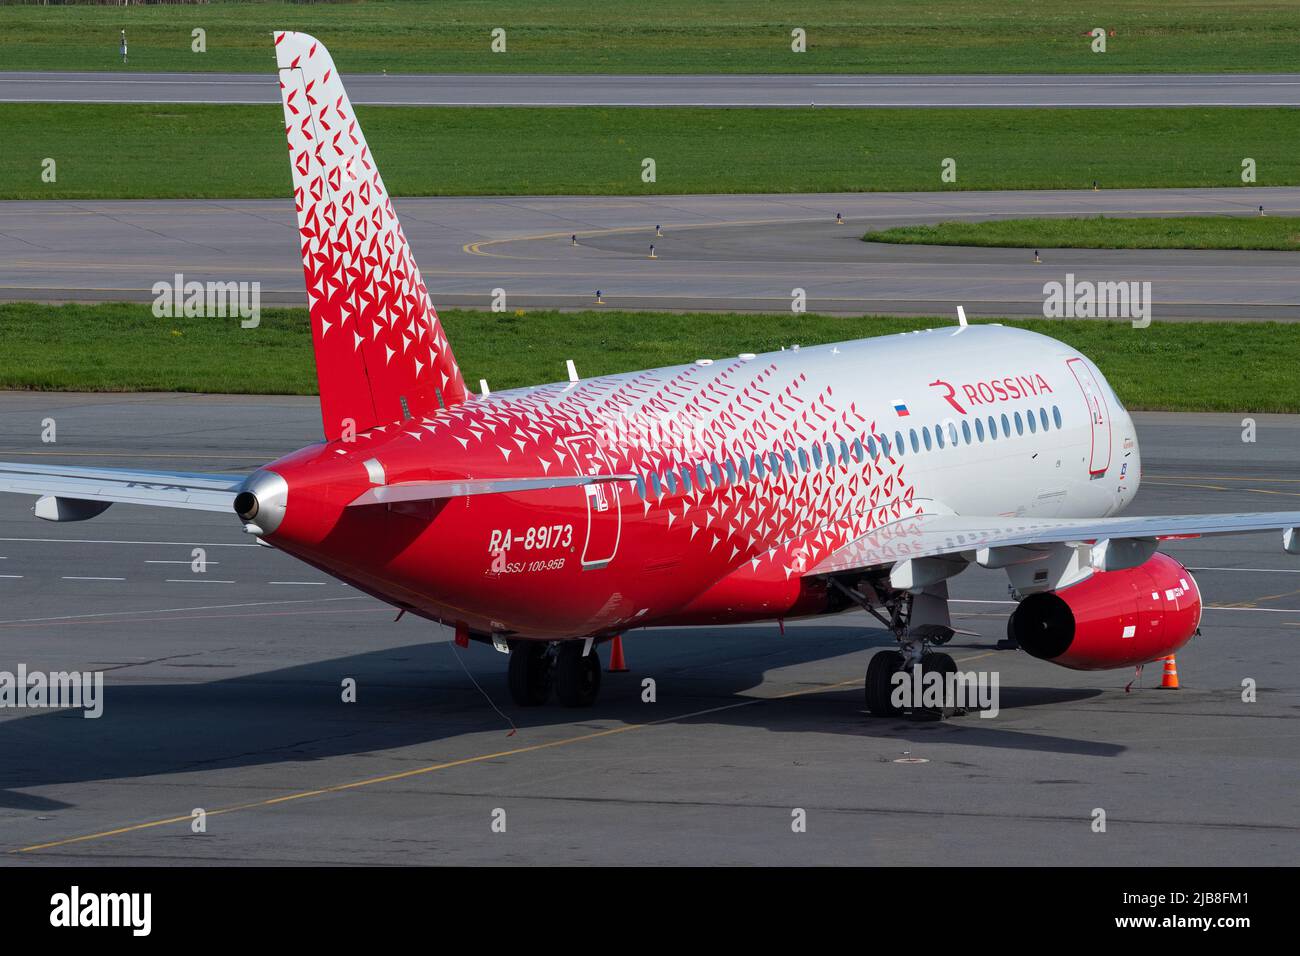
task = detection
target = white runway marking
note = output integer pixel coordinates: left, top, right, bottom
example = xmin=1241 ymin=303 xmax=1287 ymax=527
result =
xmin=165 ymin=579 xmax=236 ymax=584
xmin=61 ymin=576 xmax=125 ymax=581
xmin=0 ymin=536 xmax=257 ymax=548
xmin=1189 ymin=566 xmax=1300 ymax=574
xmin=268 ymin=581 xmax=325 ymax=586
xmin=1202 ymin=605 xmax=1300 ymax=614
xmin=950 ymin=597 xmax=1300 ymax=613
xmin=146 ymin=559 xmax=221 ymax=565
xmin=0 ymin=596 xmax=368 ymax=626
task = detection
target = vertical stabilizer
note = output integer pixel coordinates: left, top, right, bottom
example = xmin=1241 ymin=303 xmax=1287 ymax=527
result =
xmin=274 ymin=31 xmax=467 ymax=439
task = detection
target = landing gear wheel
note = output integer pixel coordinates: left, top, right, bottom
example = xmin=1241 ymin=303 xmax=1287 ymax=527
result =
xmin=997 ymin=608 xmax=1020 ymax=650
xmin=507 ymin=642 xmax=553 ymax=707
xmin=555 ymin=642 xmax=602 ymax=707
xmin=864 ymin=650 xmax=904 ymax=717
xmin=919 ymin=651 xmax=961 ymax=719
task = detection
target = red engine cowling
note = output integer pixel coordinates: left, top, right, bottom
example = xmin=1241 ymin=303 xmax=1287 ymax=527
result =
xmin=1009 ymin=551 xmax=1201 ymax=671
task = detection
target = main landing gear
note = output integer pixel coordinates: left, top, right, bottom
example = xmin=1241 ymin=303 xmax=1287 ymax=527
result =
xmin=507 ymin=640 xmax=602 ymax=708
xmin=831 ymin=576 xmax=964 ymax=720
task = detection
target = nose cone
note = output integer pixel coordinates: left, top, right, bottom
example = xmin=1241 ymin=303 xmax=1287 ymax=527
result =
xmin=234 ymin=469 xmax=289 ymax=535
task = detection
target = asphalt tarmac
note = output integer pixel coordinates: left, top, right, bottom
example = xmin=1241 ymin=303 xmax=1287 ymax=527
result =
xmin=0 ymin=393 xmax=1294 ymax=864
xmin=5 ymin=71 xmax=1300 ymax=107
xmin=4 ymin=187 xmax=1299 ymax=320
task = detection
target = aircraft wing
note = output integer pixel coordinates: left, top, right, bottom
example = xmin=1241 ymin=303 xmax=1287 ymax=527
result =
xmin=806 ymin=510 xmax=1300 ymax=577
xmin=0 ymin=461 xmax=246 ymax=519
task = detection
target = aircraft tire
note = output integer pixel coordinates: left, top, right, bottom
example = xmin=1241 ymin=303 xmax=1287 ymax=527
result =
xmin=508 ymin=641 xmax=553 ymax=706
xmin=864 ymin=650 xmax=904 ymax=716
xmin=555 ymin=641 xmax=602 ymax=707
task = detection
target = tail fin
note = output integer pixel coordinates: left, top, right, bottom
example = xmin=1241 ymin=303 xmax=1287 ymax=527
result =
xmin=274 ymin=31 xmax=467 ymax=440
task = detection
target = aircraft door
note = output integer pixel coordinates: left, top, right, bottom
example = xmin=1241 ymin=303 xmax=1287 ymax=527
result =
xmin=564 ymin=434 xmax=621 ymax=569
xmin=1067 ymin=357 xmax=1112 ymax=475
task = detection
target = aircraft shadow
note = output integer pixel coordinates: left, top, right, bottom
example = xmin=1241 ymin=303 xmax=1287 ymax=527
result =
xmin=0 ymin=621 xmax=1118 ymax=810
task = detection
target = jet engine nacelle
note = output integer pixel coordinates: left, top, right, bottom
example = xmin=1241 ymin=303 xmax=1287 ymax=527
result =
xmin=1009 ymin=552 xmax=1201 ymax=671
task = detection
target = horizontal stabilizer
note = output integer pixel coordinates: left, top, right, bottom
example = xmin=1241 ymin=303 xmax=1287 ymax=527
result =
xmin=348 ymin=473 xmax=636 ymax=506
xmin=0 ymin=462 xmax=246 ymax=519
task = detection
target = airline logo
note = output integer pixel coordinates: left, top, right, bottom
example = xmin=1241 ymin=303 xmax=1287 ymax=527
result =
xmin=928 ymin=373 xmax=1053 ymax=415
xmin=891 ymin=400 xmax=910 ymax=417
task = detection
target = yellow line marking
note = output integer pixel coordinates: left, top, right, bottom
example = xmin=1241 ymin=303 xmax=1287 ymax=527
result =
xmin=1216 ymin=587 xmax=1300 ymax=609
xmin=1146 ymin=474 xmax=1300 ymax=484
xmin=463 ymin=216 xmax=819 ymax=259
xmin=11 ymin=649 xmax=998 ymax=854
xmin=1143 ymin=480 xmax=1300 ymax=498
xmin=462 ymin=206 xmax=1300 ymax=261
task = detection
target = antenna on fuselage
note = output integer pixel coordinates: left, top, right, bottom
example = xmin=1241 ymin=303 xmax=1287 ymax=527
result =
xmin=956 ymin=305 xmax=968 ymax=328
xmin=566 ymin=359 xmax=579 ymax=383
xmin=479 ymin=378 xmax=491 ymax=397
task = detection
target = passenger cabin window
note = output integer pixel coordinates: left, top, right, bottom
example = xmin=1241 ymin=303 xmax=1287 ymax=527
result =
xmin=1053 ymin=405 xmax=1063 ymax=429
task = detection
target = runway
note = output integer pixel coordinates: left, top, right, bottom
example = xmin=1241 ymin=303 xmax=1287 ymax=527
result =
xmin=4 ymin=187 xmax=1299 ymax=320
xmin=6 ymin=71 xmax=1300 ymax=107
xmin=0 ymin=393 xmax=1295 ymax=865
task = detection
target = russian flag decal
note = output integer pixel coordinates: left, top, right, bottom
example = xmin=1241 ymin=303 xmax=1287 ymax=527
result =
xmin=892 ymin=400 xmax=909 ymax=417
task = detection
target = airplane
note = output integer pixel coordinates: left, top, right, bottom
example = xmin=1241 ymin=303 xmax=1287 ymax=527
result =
xmin=2 ymin=31 xmax=1298 ymax=716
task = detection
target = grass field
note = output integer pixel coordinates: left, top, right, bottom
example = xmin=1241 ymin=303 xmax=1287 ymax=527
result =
xmin=4 ymin=0 xmax=1299 ymax=74
xmin=1 ymin=303 xmax=1295 ymax=413
xmin=5 ymin=103 xmax=1299 ymax=200
xmin=864 ymin=216 xmax=1300 ymax=250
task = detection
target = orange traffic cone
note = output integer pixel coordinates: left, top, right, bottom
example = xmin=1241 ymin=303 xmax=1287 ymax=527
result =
xmin=607 ymin=635 xmax=629 ymax=672
xmin=1158 ymin=655 xmax=1180 ymax=689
